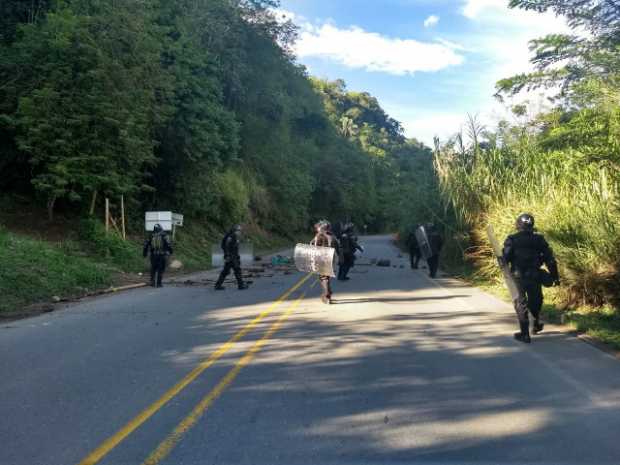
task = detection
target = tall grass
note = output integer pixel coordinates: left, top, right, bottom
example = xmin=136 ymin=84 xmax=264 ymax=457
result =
xmin=434 ymin=127 xmax=620 ymax=308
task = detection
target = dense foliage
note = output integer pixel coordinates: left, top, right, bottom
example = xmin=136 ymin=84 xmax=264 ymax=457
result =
xmin=0 ymin=0 xmax=430 ymax=234
xmin=426 ymin=0 xmax=620 ymax=308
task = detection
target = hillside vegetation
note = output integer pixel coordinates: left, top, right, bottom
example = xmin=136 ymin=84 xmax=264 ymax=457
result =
xmin=0 ymin=0 xmax=432 ymax=311
xmin=0 ymin=0 xmax=430 ymax=232
xmin=401 ymin=0 xmax=620 ymax=346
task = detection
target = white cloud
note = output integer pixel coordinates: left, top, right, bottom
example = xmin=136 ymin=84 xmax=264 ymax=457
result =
xmin=462 ymin=0 xmax=505 ymax=19
xmin=275 ymin=4 xmax=574 ymax=143
xmin=397 ymin=109 xmax=506 ymax=147
xmin=381 ymin=100 xmax=468 ymax=146
xmin=296 ymin=24 xmax=464 ymax=75
xmin=402 ymin=112 xmax=468 ymax=146
xmin=461 ymin=0 xmax=568 ymax=30
xmin=424 ymin=15 xmax=440 ymax=28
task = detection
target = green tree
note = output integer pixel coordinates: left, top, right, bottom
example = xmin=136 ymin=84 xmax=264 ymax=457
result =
xmin=153 ymin=0 xmax=240 ymax=219
xmin=498 ymin=0 xmax=620 ymax=99
xmin=13 ymin=1 xmax=164 ymax=219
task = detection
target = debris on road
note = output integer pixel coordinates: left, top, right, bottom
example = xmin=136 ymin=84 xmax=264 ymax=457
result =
xmin=271 ymin=255 xmax=292 ymax=266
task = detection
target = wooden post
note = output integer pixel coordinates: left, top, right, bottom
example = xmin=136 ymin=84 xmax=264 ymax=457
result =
xmin=120 ymin=195 xmax=126 ymax=240
xmin=105 ymin=198 xmax=110 ymax=232
xmin=109 ymin=216 xmax=122 ymax=236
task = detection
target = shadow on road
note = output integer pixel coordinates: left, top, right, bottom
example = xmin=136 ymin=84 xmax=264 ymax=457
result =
xmin=146 ymin=236 xmax=620 ymax=463
xmin=330 ymin=295 xmax=471 ymax=305
xmin=210 ymin=309 xmax=620 ymax=464
xmin=5 ymin=234 xmax=619 ymax=465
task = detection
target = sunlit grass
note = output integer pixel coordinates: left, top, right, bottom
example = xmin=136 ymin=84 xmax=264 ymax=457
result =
xmin=433 ymin=133 xmax=620 ymax=348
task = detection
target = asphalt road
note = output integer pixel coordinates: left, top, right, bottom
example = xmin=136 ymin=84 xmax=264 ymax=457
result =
xmin=2 ymin=235 xmax=620 ymax=465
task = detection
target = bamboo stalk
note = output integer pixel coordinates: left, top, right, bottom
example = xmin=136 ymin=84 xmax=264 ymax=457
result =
xmin=89 ymin=190 xmax=98 ymax=216
xmin=105 ymin=198 xmax=110 ymax=232
xmin=120 ymin=195 xmax=126 ymax=240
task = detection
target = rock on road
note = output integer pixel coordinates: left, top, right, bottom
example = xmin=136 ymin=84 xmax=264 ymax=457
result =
xmin=1 ymin=235 xmax=620 ymax=465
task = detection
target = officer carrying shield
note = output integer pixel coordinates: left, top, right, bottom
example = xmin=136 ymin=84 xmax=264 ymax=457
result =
xmin=407 ymin=226 xmax=421 ymax=269
xmin=502 ymin=213 xmax=560 ymax=343
xmin=143 ymin=224 xmax=173 ymax=288
xmin=311 ymin=220 xmax=339 ymax=304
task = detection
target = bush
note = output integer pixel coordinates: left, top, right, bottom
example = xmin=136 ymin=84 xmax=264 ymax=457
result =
xmin=78 ymin=218 xmax=143 ymax=271
xmin=213 ymin=170 xmax=250 ymax=226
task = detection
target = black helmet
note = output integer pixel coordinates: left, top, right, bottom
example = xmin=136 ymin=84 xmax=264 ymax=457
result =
xmin=153 ymin=223 xmax=163 ymax=233
xmin=516 ymin=213 xmax=535 ymax=231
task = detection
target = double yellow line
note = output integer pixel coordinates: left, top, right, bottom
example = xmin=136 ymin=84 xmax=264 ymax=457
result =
xmin=78 ymin=273 xmax=312 ymax=465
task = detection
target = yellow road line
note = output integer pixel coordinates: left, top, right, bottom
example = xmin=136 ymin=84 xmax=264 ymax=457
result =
xmin=141 ymin=290 xmax=309 ymax=465
xmin=77 ymin=273 xmax=312 ymax=465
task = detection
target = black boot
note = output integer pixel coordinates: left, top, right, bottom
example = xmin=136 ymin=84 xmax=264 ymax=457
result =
xmin=533 ymin=320 xmax=544 ymax=334
xmin=514 ymin=322 xmax=531 ymax=343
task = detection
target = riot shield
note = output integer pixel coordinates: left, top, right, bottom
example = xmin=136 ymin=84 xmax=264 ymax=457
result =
xmin=211 ymin=243 xmax=254 ymax=268
xmin=294 ymin=243 xmax=336 ymax=277
xmin=415 ymin=226 xmax=433 ymax=260
xmin=486 ymin=225 xmax=520 ymax=300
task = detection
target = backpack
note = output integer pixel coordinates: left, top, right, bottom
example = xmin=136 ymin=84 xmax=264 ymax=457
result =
xmin=152 ymin=233 xmax=165 ymax=254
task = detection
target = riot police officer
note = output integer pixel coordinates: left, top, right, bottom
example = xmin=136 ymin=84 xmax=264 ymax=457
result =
xmin=143 ymin=223 xmax=173 ymax=288
xmin=338 ymin=223 xmax=363 ymax=281
xmin=332 ymin=221 xmax=344 ymax=242
xmin=502 ymin=213 xmax=560 ymax=343
xmin=407 ymin=226 xmax=421 ymax=269
xmin=311 ymin=220 xmax=339 ymax=304
xmin=215 ymin=225 xmax=248 ymax=291
xmin=425 ymin=223 xmax=443 ymax=278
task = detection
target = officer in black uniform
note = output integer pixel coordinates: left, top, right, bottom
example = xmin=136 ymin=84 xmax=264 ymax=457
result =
xmin=406 ymin=226 xmax=421 ymax=269
xmin=502 ymin=213 xmax=560 ymax=343
xmin=215 ymin=225 xmax=248 ymax=291
xmin=337 ymin=223 xmax=363 ymax=281
xmin=425 ymin=223 xmax=443 ymax=278
xmin=143 ymin=223 xmax=173 ymax=288
xmin=332 ymin=221 xmax=344 ymax=242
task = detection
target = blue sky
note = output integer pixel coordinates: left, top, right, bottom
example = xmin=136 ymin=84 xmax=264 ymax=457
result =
xmin=278 ymin=0 xmax=569 ymax=146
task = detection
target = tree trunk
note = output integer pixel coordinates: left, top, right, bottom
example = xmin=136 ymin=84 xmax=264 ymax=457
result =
xmin=47 ymin=196 xmax=56 ymax=222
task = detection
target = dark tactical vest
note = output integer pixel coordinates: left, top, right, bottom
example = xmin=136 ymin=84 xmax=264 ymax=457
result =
xmin=151 ymin=233 xmax=166 ymax=255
